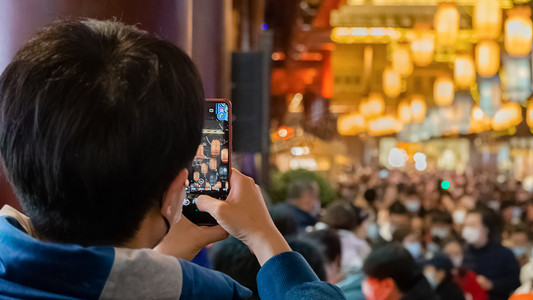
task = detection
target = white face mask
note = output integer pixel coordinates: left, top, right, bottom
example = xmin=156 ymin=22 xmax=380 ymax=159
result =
xmin=451 ymin=256 xmax=463 ymax=268
xmin=453 ymin=210 xmax=466 ymax=224
xmin=462 ymin=226 xmax=481 ymax=245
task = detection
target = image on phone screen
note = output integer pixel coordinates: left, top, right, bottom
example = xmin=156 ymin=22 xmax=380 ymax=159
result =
xmin=183 ymin=100 xmax=231 ymax=225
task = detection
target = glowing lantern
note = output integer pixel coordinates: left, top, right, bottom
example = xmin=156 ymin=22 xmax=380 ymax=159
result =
xmin=383 ymin=67 xmax=402 ymax=98
xmin=410 ymin=95 xmax=427 ymax=122
xmin=527 ymin=102 xmax=533 ymax=128
xmin=454 ymin=55 xmax=475 ymax=90
xmin=491 ymin=102 xmax=523 ymax=131
xmin=473 ymin=0 xmax=502 ymax=40
xmin=505 ymin=7 xmax=533 ymax=57
xmin=434 ymin=77 xmax=455 ymax=106
xmin=434 ymin=2 xmax=460 ymax=47
xmin=398 ymin=100 xmax=412 ymax=123
xmin=368 ymin=115 xmax=403 ymax=136
xmin=337 ymin=113 xmax=366 ymax=135
xmin=476 ymin=41 xmax=500 ymax=78
xmin=470 ymin=106 xmax=491 ymax=133
xmin=411 ymin=29 xmax=434 ymax=66
xmin=472 ymin=105 xmax=485 ymax=121
xmin=392 ymin=44 xmax=413 ymax=77
xmin=361 ymin=93 xmax=385 ymax=119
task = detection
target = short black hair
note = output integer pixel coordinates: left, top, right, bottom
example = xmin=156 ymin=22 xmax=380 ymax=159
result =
xmin=0 ymin=19 xmax=204 ymax=245
xmin=301 ymin=229 xmax=341 ymax=264
xmin=431 ymin=210 xmax=453 ymax=225
xmin=287 ymin=179 xmax=318 ymax=201
xmin=468 ymin=207 xmax=503 ymax=243
xmin=363 ymin=244 xmax=424 ymax=293
xmin=269 ymin=205 xmax=298 ymax=237
xmin=287 ymin=237 xmax=327 ymax=281
xmin=321 ymin=201 xmax=361 ymax=231
xmin=389 ymin=201 xmax=409 ymax=216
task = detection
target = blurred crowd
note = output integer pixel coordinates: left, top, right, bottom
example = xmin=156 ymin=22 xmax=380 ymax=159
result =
xmin=204 ymin=168 xmax=533 ymax=300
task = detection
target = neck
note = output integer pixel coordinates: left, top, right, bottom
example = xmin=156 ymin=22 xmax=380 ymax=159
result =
xmin=124 ymin=209 xmax=166 ymax=249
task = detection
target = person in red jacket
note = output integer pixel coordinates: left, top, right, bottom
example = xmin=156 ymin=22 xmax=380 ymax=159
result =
xmin=443 ymin=239 xmax=488 ymax=300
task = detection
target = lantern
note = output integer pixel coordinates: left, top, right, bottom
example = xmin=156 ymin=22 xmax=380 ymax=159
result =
xmin=368 ymin=115 xmax=403 ymax=136
xmin=411 ymin=29 xmax=434 ymax=66
xmin=398 ymin=100 xmax=412 ymax=123
xmin=527 ymin=102 xmax=533 ymax=128
xmin=473 ymin=0 xmax=502 ymax=40
xmin=476 ymin=40 xmax=500 ymax=78
xmin=479 ymin=76 xmax=501 ymax=118
xmin=410 ymin=95 xmax=426 ymax=122
xmin=472 ymin=105 xmax=485 ymax=121
xmin=504 ymin=57 xmax=531 ymax=104
xmin=434 ymin=77 xmax=455 ymax=106
xmin=454 ymin=55 xmax=475 ymax=90
xmin=491 ymin=102 xmax=523 ymax=131
xmin=392 ymin=44 xmax=413 ymax=77
xmin=383 ymin=67 xmax=402 ymax=98
xmin=505 ymin=7 xmax=533 ymax=57
xmin=337 ymin=113 xmax=366 ymax=135
xmin=361 ymin=93 xmax=385 ymax=119
xmin=470 ymin=106 xmax=491 ymax=133
xmin=434 ymin=2 xmax=460 ymax=47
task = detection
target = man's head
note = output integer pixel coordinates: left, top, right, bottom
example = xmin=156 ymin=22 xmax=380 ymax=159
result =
xmin=363 ymin=244 xmax=423 ymax=300
xmin=286 ymin=179 xmax=320 ymax=216
xmin=462 ymin=207 xmax=501 ymax=248
xmin=423 ymin=254 xmax=454 ymax=289
xmin=510 ymin=224 xmax=530 ymax=258
xmin=321 ymin=201 xmax=367 ymax=232
xmin=388 ymin=201 xmax=411 ymax=233
xmin=302 ymin=229 xmax=342 ymax=284
xmin=430 ymin=210 xmax=453 ymax=241
xmin=0 ymin=19 xmax=204 ymax=246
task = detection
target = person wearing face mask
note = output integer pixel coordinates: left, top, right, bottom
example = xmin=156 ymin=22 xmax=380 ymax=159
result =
xmin=403 ymin=190 xmax=422 ymax=216
xmin=443 ymin=239 xmax=488 ymax=300
xmin=509 ymin=225 xmax=531 ymax=267
xmin=392 ymin=228 xmax=425 ymax=262
xmin=362 ymin=244 xmax=438 ymax=300
xmin=423 ymin=254 xmax=465 ymax=300
xmin=380 ymin=201 xmax=412 ymax=242
xmin=426 ymin=210 xmax=457 ymax=257
xmin=462 ymin=207 xmax=521 ymax=300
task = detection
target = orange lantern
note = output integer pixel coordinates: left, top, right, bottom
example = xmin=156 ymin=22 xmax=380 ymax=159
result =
xmin=368 ymin=115 xmax=403 ymax=136
xmin=410 ymin=29 xmax=434 ymax=66
xmin=505 ymin=7 xmax=533 ymax=57
xmin=434 ymin=2 xmax=460 ymax=47
xmin=337 ymin=113 xmax=366 ymax=135
xmin=454 ymin=54 xmax=475 ymax=90
xmin=397 ymin=100 xmax=412 ymax=124
xmin=527 ymin=101 xmax=533 ymax=128
xmin=361 ymin=93 xmax=385 ymax=119
xmin=473 ymin=0 xmax=502 ymax=40
xmin=211 ymin=139 xmax=221 ymax=156
xmin=434 ymin=77 xmax=455 ymax=106
xmin=491 ymin=102 xmax=523 ymax=131
xmin=383 ymin=66 xmax=402 ymax=98
xmin=392 ymin=44 xmax=413 ymax=77
xmin=221 ymin=149 xmax=229 ymax=163
xmin=476 ymin=40 xmax=500 ymax=78
xmin=410 ymin=95 xmax=427 ymax=122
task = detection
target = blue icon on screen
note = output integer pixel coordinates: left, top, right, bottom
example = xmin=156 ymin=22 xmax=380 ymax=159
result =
xmin=216 ymin=103 xmax=228 ymax=121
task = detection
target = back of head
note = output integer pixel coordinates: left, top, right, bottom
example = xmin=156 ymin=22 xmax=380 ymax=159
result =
xmin=389 ymin=201 xmax=409 ymax=216
xmin=0 ymin=19 xmax=204 ymax=245
xmin=269 ymin=205 xmax=298 ymax=237
xmin=363 ymin=244 xmax=423 ymax=294
xmin=287 ymin=179 xmax=317 ymax=202
xmin=301 ymin=229 xmax=341 ymax=264
xmin=287 ymin=237 xmax=327 ymax=281
xmin=321 ymin=201 xmax=361 ymax=231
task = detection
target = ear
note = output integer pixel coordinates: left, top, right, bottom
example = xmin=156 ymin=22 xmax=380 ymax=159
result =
xmin=160 ymin=169 xmax=188 ymax=223
xmin=381 ymin=278 xmax=396 ymax=296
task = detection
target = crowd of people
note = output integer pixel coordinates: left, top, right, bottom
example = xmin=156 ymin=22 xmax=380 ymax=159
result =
xmin=210 ymin=168 xmax=531 ymax=300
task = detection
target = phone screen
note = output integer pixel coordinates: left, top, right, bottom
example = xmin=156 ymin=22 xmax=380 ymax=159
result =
xmin=183 ymin=100 xmax=231 ymax=225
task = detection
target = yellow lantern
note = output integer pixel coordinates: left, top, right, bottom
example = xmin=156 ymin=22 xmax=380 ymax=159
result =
xmin=434 ymin=77 xmax=455 ymax=106
xmin=338 ymin=113 xmax=366 ymax=135
xmin=505 ymin=7 xmax=533 ymax=57
xmin=410 ymin=29 xmax=434 ymax=67
xmin=434 ymin=2 xmax=460 ymax=47
xmin=476 ymin=41 xmax=500 ymax=78
xmin=472 ymin=105 xmax=485 ymax=121
xmin=491 ymin=102 xmax=522 ymax=131
xmin=383 ymin=67 xmax=402 ymax=98
xmin=470 ymin=105 xmax=491 ymax=133
xmin=362 ymin=93 xmax=385 ymax=119
xmin=454 ymin=54 xmax=475 ymax=90
xmin=397 ymin=100 xmax=412 ymax=124
xmin=527 ymin=101 xmax=533 ymax=128
xmin=368 ymin=115 xmax=403 ymax=136
xmin=392 ymin=44 xmax=413 ymax=77
xmin=473 ymin=0 xmax=502 ymax=40
xmin=410 ymin=95 xmax=427 ymax=122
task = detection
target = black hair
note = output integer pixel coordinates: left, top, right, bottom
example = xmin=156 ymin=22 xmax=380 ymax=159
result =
xmin=0 ymin=19 xmax=204 ymax=245
xmin=287 ymin=179 xmax=318 ymax=201
xmin=389 ymin=201 xmax=409 ymax=216
xmin=210 ymin=237 xmax=261 ymax=299
xmin=364 ymin=189 xmax=377 ymax=203
xmin=363 ymin=244 xmax=424 ymax=293
xmin=468 ymin=207 xmax=503 ymax=243
xmin=431 ymin=210 xmax=453 ymax=225
xmin=287 ymin=237 xmax=327 ymax=281
xmin=510 ymin=224 xmax=528 ymax=235
xmin=321 ymin=201 xmax=362 ymax=231
xmin=269 ymin=205 xmax=298 ymax=237
xmin=301 ymin=229 xmax=341 ymax=264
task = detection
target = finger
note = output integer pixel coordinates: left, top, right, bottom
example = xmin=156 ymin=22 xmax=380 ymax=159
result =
xmin=195 ymin=195 xmax=225 ymax=218
xmin=199 ymin=225 xmax=229 ymax=243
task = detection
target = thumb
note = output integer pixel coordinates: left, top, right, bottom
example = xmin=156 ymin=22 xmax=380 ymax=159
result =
xmin=195 ymin=195 xmax=224 ymax=219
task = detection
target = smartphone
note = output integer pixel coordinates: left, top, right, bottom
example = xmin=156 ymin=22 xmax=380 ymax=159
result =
xmin=183 ymin=98 xmax=232 ymax=225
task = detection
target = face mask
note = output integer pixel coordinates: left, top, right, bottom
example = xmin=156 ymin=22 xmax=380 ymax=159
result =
xmin=424 ymin=271 xmax=439 ymax=289
xmin=462 ymin=226 xmax=481 ymax=245
xmin=512 ymin=246 xmax=527 ymax=257
xmin=367 ymin=223 xmax=379 ymax=240
xmin=406 ymin=200 xmax=420 ymax=213
xmin=451 ymin=256 xmax=463 ymax=268
xmin=431 ymin=227 xmax=450 ymax=239
xmin=513 ymin=207 xmax=523 ymax=218
xmin=453 ymin=210 xmax=466 ymax=224
xmin=426 ymin=242 xmax=440 ymax=255
xmin=488 ymin=201 xmax=500 ymax=211
xmin=405 ymin=242 xmax=422 ymax=258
